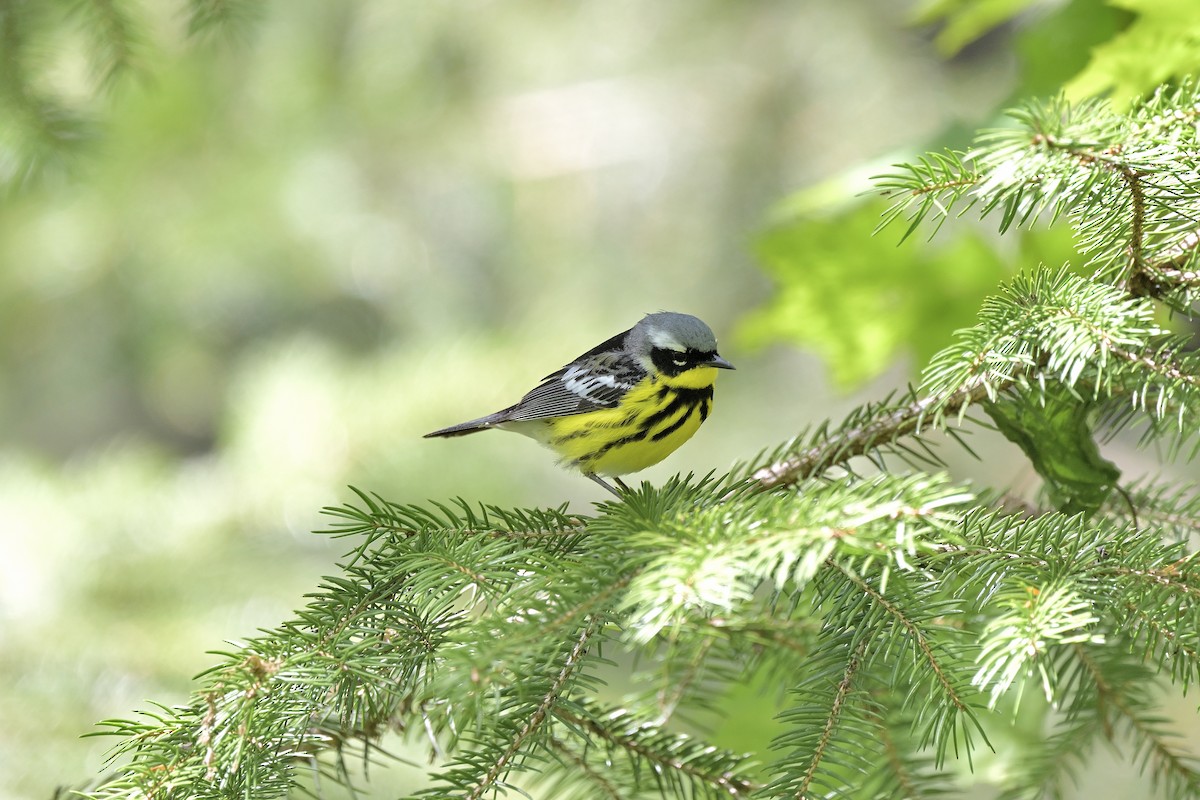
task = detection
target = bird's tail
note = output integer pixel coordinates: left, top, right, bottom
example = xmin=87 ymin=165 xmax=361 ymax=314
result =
xmin=423 ymin=412 xmax=507 ymax=438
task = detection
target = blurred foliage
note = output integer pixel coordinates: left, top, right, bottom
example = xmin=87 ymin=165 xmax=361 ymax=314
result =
xmin=0 ymin=0 xmax=264 ymax=189
xmin=917 ymin=0 xmax=1200 ymax=106
xmin=745 ymin=200 xmax=983 ymax=387
xmin=740 ymin=202 xmax=1007 ymax=387
xmin=742 ymin=0 xmax=1200 ymax=387
xmin=739 ymin=198 xmax=1080 ymax=388
xmin=1066 ymin=0 xmax=1200 ymax=104
xmin=914 ymin=0 xmax=1047 ymax=56
xmin=1010 ymin=0 xmax=1126 ymax=98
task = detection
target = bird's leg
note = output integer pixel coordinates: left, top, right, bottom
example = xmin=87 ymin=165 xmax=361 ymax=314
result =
xmin=586 ymin=473 xmax=623 ymax=498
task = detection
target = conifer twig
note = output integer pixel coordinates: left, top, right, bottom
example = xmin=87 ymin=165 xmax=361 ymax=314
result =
xmin=1073 ymin=644 xmax=1200 ymax=793
xmin=876 ymin=716 xmax=920 ymax=799
xmin=1133 ymin=229 xmax=1200 ymax=296
xmin=1153 ymin=231 xmax=1200 ymax=276
xmin=553 ymin=708 xmax=758 ymax=796
xmin=750 ymin=381 xmax=996 ymax=491
xmin=796 ymin=640 xmax=867 ymax=799
xmin=828 ymin=562 xmax=968 ymax=714
xmin=655 ymin=637 xmax=715 ymax=725
xmin=546 ymin=738 xmax=624 ymax=800
xmin=756 ymin=119 xmax=1200 ymax=494
xmin=465 ymin=618 xmax=599 ymax=800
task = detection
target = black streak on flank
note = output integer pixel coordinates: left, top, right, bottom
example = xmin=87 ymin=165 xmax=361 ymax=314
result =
xmin=576 ymin=385 xmax=714 ymax=463
xmin=651 ymin=404 xmax=698 ymax=441
xmin=640 ymin=386 xmax=713 ymax=432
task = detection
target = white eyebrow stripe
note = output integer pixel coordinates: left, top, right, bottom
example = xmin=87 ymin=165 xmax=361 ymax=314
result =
xmin=648 ymin=329 xmax=683 ymax=350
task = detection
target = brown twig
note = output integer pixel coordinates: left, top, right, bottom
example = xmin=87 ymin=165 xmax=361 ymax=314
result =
xmin=827 ymin=561 xmax=969 ymax=713
xmin=795 ymin=640 xmax=867 ymax=799
xmin=466 ymin=619 xmax=599 ymax=800
xmin=749 ymin=380 xmax=996 ymax=491
xmin=553 ymin=707 xmax=758 ymax=796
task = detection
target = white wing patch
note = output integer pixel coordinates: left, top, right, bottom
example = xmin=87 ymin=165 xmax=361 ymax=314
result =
xmin=562 ymin=365 xmax=636 ymax=403
xmin=502 ymin=355 xmax=644 ymax=421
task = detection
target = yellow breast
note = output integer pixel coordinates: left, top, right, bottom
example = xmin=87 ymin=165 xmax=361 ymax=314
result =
xmin=511 ymin=367 xmax=719 ymax=477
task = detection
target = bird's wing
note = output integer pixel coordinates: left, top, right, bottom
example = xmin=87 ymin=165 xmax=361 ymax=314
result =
xmin=502 ymin=351 xmax=645 ymax=421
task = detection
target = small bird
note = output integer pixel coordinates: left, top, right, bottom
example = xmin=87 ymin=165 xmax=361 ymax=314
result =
xmin=425 ymin=312 xmax=734 ymax=495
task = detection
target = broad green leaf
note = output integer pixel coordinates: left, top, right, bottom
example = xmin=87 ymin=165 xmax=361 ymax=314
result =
xmin=912 ymin=0 xmax=1043 ymax=56
xmin=985 ymin=388 xmax=1121 ymax=515
xmin=741 ymin=200 xmax=1014 ymax=389
xmin=1065 ymin=0 xmax=1200 ymax=106
xmin=1013 ymin=0 xmax=1125 ymax=99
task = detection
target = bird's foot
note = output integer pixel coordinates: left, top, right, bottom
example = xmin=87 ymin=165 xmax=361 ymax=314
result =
xmin=586 ymin=473 xmax=626 ymax=498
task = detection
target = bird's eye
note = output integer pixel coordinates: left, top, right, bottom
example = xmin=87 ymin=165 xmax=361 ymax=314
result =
xmin=672 ymin=356 xmax=688 ymax=367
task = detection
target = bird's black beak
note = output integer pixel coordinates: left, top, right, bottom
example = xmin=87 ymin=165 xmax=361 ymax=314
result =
xmin=708 ymin=354 xmax=736 ymax=370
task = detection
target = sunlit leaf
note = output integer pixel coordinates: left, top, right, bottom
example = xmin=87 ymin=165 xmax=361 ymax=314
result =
xmin=986 ymin=387 xmax=1121 ymax=516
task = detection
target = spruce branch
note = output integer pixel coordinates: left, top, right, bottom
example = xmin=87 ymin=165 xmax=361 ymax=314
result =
xmin=1120 ymin=601 xmax=1200 ymax=688
xmin=0 ymin=0 xmax=266 ymax=192
xmin=1105 ymin=340 xmax=1200 ymax=389
xmin=654 ymin=636 xmax=717 ymax=725
xmin=878 ymin=721 xmax=920 ymax=800
xmin=1098 ymin=480 xmax=1200 ymax=540
xmin=863 ymin=707 xmax=958 ymax=800
xmin=553 ymin=706 xmax=757 ymax=797
xmin=758 ymin=81 xmax=1200 ymax=501
xmin=750 ymin=248 xmax=1200 ymax=493
xmin=462 ymin=619 xmax=599 ymax=800
xmin=1142 ymin=230 xmax=1200 ymax=291
xmin=994 ymin=709 xmax=1100 ymax=800
xmin=1121 ymin=163 xmax=1148 ymax=282
xmin=1073 ymin=645 xmax=1200 ymax=797
xmin=68 ymin=0 xmax=147 ymax=88
xmin=185 ymin=0 xmax=266 ymax=38
xmin=826 ymin=562 xmax=970 ymax=718
xmin=768 ymin=639 xmax=869 ymax=800
xmin=874 ymin=149 xmax=982 ymax=240
xmin=706 ymin=615 xmax=819 ymax=657
xmin=747 ymin=382 xmax=993 ymax=490
xmin=544 ymin=738 xmax=625 ymax=800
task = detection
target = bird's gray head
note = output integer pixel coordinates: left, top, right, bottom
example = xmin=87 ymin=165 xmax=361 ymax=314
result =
xmin=627 ymin=312 xmax=735 ymax=377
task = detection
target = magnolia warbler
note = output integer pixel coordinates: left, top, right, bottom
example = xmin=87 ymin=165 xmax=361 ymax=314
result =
xmin=425 ymin=312 xmax=734 ymax=495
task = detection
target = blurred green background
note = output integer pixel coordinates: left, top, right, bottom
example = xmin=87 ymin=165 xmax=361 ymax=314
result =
xmin=2 ymin=1 xmax=1196 ymax=798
